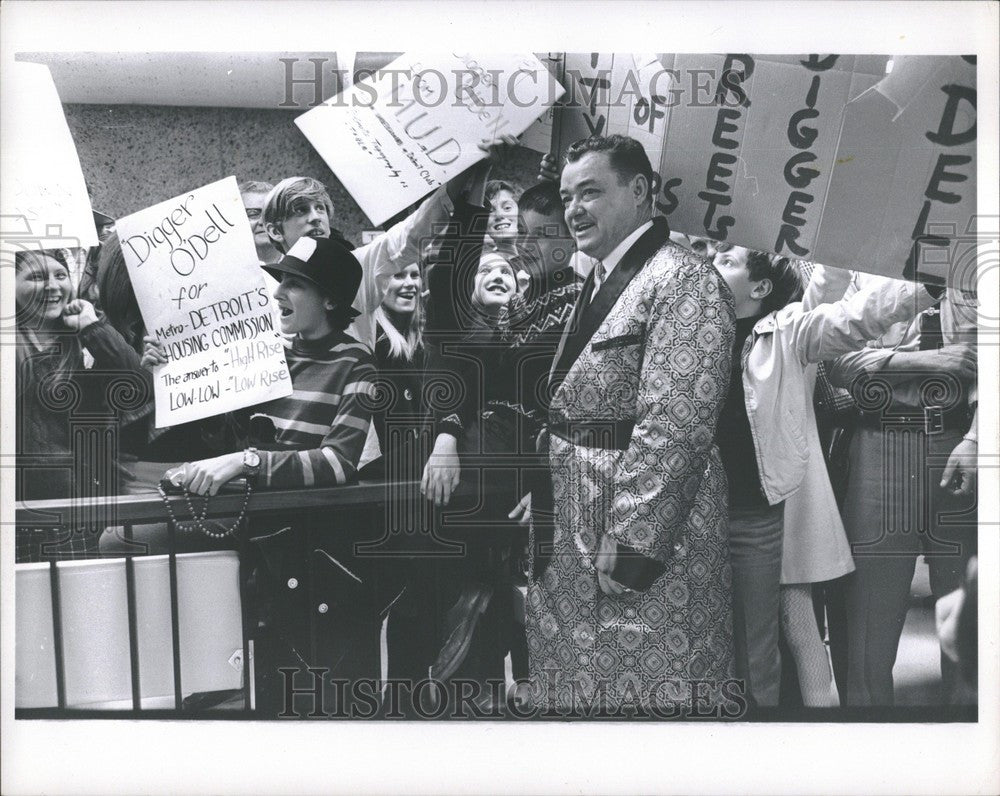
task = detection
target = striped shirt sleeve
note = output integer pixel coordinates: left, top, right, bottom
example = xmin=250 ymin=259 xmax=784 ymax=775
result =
xmin=263 ymin=356 xmax=377 ymax=488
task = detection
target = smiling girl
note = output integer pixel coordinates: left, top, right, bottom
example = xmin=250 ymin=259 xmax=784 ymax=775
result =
xmin=15 ymin=248 xmax=148 ymax=560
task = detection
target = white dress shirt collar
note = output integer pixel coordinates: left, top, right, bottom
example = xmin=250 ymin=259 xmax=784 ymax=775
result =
xmin=599 ymin=219 xmax=654 ymax=278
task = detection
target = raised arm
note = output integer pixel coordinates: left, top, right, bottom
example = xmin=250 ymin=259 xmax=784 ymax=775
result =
xmin=788 ymin=274 xmax=937 ymax=365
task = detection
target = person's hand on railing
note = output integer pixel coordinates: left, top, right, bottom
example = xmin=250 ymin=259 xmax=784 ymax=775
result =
xmin=141 ymin=335 xmax=169 ymax=368
xmin=421 ymin=433 xmax=461 ymax=506
xmin=164 ymin=452 xmax=244 ymax=496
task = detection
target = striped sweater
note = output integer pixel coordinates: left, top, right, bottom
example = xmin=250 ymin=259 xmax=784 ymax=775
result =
xmin=255 ymin=330 xmax=376 ymax=488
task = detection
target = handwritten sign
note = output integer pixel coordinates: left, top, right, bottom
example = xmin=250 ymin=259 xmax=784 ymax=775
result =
xmin=652 ymin=55 xmax=888 ymax=260
xmin=550 ymin=53 xmax=674 ymax=171
xmin=650 ymin=54 xmax=976 ymax=288
xmin=295 ymin=52 xmax=564 ymax=225
xmin=546 ymin=54 xmax=977 ymax=287
xmin=0 ymin=61 xmax=97 ymax=248
xmin=520 ymin=53 xmax=566 ymax=154
xmin=116 ymin=177 xmax=292 ymax=427
xmin=813 ymin=56 xmax=978 ymax=290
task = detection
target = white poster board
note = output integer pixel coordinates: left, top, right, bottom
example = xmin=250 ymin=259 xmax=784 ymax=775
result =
xmin=115 ymin=177 xmax=292 ymax=427
xmin=0 ymin=61 xmax=98 ymax=250
xmin=295 ymin=52 xmax=564 ymax=225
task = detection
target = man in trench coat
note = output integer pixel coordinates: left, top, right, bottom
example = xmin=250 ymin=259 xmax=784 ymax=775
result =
xmin=527 ymin=135 xmax=738 ymax=714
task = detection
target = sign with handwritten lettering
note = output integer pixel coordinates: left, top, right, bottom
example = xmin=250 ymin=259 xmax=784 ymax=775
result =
xmin=295 ymin=52 xmax=564 ymax=225
xmin=651 ymin=55 xmax=888 ymax=266
xmin=555 ymin=53 xmax=675 ymax=172
xmin=813 ymin=56 xmax=978 ymax=290
xmin=0 ymin=61 xmax=98 ymax=249
xmin=649 ymin=54 xmax=975 ymax=288
xmin=116 ymin=177 xmax=292 ymax=427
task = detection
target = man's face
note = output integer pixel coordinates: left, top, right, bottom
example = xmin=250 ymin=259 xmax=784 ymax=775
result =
xmin=560 ymin=152 xmax=644 ymax=261
xmin=241 ymin=191 xmax=273 ymax=256
xmin=520 ymin=208 xmax=575 ymax=277
xmin=266 ymin=197 xmax=331 ymax=252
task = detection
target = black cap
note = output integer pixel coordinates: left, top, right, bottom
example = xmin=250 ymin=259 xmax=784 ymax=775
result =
xmin=264 ymin=236 xmax=362 ymax=316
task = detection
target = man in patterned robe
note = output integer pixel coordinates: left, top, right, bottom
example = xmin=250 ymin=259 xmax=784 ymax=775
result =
xmin=526 ymin=135 xmax=738 ymax=714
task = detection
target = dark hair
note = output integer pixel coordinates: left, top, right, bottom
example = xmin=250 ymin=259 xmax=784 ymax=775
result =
xmin=238 ymin=180 xmax=275 ymax=195
xmin=95 ymin=232 xmax=145 ymax=351
xmin=485 ymin=179 xmax=518 ymax=204
xmin=518 ymin=181 xmax=563 ymax=218
xmin=564 ymin=135 xmax=654 ymax=200
xmin=746 ymin=251 xmax=804 ymax=315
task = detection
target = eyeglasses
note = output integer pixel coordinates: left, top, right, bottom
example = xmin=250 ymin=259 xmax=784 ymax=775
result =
xmin=245 ymin=208 xmax=263 ymax=220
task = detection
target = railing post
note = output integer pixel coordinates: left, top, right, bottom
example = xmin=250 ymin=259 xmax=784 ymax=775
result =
xmin=166 ymin=518 xmax=183 ymax=711
xmin=48 ymin=561 xmax=67 ymax=710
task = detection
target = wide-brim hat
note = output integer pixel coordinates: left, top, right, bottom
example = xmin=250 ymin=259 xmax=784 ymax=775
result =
xmin=264 ymin=236 xmax=363 ymax=317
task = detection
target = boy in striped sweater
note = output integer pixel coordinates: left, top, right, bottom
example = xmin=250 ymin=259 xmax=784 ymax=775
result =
xmin=159 ymin=236 xmax=375 ymax=494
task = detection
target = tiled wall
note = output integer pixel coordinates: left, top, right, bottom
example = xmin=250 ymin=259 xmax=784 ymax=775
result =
xmin=64 ymin=103 xmax=544 ymax=243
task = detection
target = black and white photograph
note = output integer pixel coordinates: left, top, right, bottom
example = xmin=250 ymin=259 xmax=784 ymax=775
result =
xmin=1 ymin=1 xmax=997 ymax=793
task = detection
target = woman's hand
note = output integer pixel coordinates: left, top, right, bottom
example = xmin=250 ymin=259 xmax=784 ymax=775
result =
xmin=421 ymin=433 xmax=461 ymax=506
xmin=165 ymin=452 xmax=244 ymax=496
xmin=141 ymin=335 xmax=169 ymax=368
xmin=61 ymin=299 xmax=99 ymax=331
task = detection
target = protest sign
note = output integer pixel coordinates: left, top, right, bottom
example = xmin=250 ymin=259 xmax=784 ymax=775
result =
xmin=0 ymin=61 xmax=98 ymax=249
xmin=554 ymin=52 xmax=674 ymax=171
xmin=520 ymin=53 xmax=566 ymax=154
xmin=651 ymin=54 xmax=888 ymax=267
xmin=813 ymin=56 xmax=978 ymax=290
xmin=115 ymin=177 xmax=292 ymax=427
xmin=295 ymin=52 xmax=564 ymax=225
xmin=547 ymin=53 xmax=976 ymax=288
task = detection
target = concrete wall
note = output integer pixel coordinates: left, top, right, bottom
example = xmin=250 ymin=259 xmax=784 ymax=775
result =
xmin=63 ymin=103 xmax=544 ymax=244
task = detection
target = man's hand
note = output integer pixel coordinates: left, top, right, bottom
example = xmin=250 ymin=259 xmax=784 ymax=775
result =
xmin=478 ymin=133 xmax=520 ymax=165
xmin=141 ymin=335 xmax=169 ymax=368
xmin=595 ymin=535 xmax=632 ymax=597
xmin=166 ymin=452 xmax=244 ymax=496
xmin=537 ymin=153 xmax=560 ymax=183
xmin=446 ymin=134 xmax=520 ymax=205
xmin=935 ymin=586 xmax=965 ymax=663
xmin=421 ymin=433 xmax=461 ymax=506
xmin=931 ymin=343 xmax=977 ymax=381
xmin=61 ymin=299 xmax=99 ymax=331
xmin=940 ymin=437 xmax=977 ymax=496
xmin=508 ymin=493 xmax=532 ymax=526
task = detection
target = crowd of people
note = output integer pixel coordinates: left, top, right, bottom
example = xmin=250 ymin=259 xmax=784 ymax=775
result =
xmin=15 ymin=132 xmax=979 ymax=717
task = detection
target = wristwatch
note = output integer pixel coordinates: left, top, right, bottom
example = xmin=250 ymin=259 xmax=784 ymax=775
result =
xmin=242 ymin=447 xmax=261 ymax=482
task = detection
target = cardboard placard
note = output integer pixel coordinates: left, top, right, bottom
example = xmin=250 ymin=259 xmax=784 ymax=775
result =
xmin=813 ymin=56 xmax=978 ymax=290
xmin=0 ymin=61 xmax=98 ymax=249
xmin=115 ymin=177 xmax=292 ymax=427
xmin=550 ymin=53 xmax=976 ymax=288
xmin=295 ymin=52 xmax=564 ymax=225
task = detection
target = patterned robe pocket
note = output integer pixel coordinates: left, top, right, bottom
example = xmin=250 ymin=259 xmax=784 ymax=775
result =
xmin=591 ymin=332 xmax=643 ymax=352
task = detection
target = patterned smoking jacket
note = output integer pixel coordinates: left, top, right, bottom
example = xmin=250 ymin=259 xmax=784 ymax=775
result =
xmin=527 ymin=218 xmax=739 ymax=711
